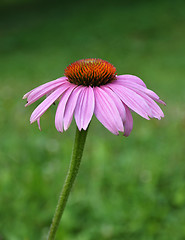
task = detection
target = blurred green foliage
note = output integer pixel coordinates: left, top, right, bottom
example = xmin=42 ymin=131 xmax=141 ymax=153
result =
xmin=0 ymin=0 xmax=185 ymax=239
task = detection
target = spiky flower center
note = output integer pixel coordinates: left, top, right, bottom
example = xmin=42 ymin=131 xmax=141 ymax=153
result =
xmin=64 ymin=58 xmax=116 ymax=87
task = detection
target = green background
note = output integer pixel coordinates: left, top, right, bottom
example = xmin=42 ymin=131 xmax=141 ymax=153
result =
xmin=0 ymin=0 xmax=185 ymax=239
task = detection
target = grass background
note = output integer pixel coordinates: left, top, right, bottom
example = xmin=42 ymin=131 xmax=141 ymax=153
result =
xmin=0 ymin=0 xmax=185 ymax=239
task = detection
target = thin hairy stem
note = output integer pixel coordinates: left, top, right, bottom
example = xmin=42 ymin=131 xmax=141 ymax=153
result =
xmin=47 ymin=126 xmax=88 ymax=240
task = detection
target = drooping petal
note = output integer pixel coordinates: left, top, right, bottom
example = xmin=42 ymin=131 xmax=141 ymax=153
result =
xmin=157 ymin=99 xmax=166 ymax=105
xmin=115 ymin=80 xmax=165 ymax=104
xmin=108 ymin=83 xmax=151 ymax=120
xmin=100 ymin=85 xmax=126 ymax=123
xmin=30 ymin=83 xmax=71 ymax=124
xmin=55 ymin=85 xmax=77 ymax=132
xmin=123 ymin=104 xmax=133 ymax=137
xmin=74 ymin=86 xmax=95 ymax=131
xmin=116 ymin=75 xmax=147 ymax=88
xmin=63 ymin=86 xmax=83 ymax=131
xmin=94 ymin=87 xmax=124 ymax=135
xmin=128 ymin=88 xmax=164 ymax=119
xmin=101 ymin=86 xmax=133 ymax=137
xmin=37 ymin=118 xmax=41 ymax=131
xmin=25 ymin=80 xmax=67 ymax=106
xmin=101 ymin=86 xmax=134 ymax=136
xmin=23 ymin=77 xmax=67 ymax=99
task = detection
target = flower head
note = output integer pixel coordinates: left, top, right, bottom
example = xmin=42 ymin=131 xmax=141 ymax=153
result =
xmin=23 ymin=58 xmax=165 ymax=136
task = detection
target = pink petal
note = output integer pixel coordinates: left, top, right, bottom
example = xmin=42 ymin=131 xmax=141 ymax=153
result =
xmin=101 ymin=86 xmax=133 ymax=136
xmin=63 ymin=86 xmax=83 ymax=131
xmin=23 ymin=76 xmax=67 ymax=99
xmin=108 ymin=83 xmax=151 ymax=120
xmin=123 ymin=105 xmax=133 ymax=137
xmin=94 ymin=87 xmax=124 ymax=135
xmin=155 ymin=98 xmax=166 ymax=105
xmin=74 ymin=86 xmax=95 ymax=131
xmin=37 ymin=118 xmax=41 ymax=131
xmin=25 ymin=80 xmax=67 ymax=106
xmin=100 ymin=85 xmax=126 ymax=123
xmin=116 ymin=75 xmax=147 ymax=88
xmin=101 ymin=86 xmax=134 ymax=136
xmin=129 ymin=89 xmax=164 ymax=119
xmin=116 ymin=80 xmax=164 ymax=103
xmin=30 ymin=83 xmax=71 ymax=124
xmin=23 ymin=90 xmax=34 ymax=100
xmin=55 ymin=85 xmax=76 ymax=132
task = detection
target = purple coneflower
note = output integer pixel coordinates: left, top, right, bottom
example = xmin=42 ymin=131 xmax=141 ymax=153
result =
xmin=23 ymin=58 xmax=165 ymax=136
xmin=23 ymin=59 xmax=165 ymax=240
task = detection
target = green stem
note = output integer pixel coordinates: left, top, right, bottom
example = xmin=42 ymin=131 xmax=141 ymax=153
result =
xmin=47 ymin=126 xmax=89 ymax=240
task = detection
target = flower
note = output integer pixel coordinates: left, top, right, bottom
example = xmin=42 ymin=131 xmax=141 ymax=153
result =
xmin=23 ymin=58 xmax=165 ymax=136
